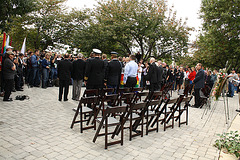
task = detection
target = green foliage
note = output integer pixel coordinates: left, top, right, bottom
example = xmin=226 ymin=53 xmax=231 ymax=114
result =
xmin=0 ymin=0 xmax=36 ymax=32
xmin=195 ymin=0 xmax=240 ymax=71
xmin=72 ymin=0 xmax=192 ymax=59
xmin=7 ymin=0 xmax=88 ymax=50
xmin=214 ymin=131 xmax=240 ymax=158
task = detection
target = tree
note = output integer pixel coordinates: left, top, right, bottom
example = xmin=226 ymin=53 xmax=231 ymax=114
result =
xmin=73 ymin=0 xmax=191 ymax=60
xmin=195 ymin=0 xmax=240 ymax=70
xmin=8 ymin=0 xmax=88 ymax=50
xmin=0 ymin=0 xmax=36 ymax=32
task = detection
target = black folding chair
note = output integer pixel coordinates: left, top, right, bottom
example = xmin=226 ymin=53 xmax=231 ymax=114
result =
xmin=93 ymin=106 xmax=127 ymax=149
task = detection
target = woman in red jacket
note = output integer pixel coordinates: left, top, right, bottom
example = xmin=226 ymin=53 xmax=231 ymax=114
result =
xmin=188 ymin=67 xmax=196 ymax=84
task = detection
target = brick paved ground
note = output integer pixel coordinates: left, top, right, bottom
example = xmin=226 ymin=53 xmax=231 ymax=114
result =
xmin=0 ymin=85 xmax=239 ymax=160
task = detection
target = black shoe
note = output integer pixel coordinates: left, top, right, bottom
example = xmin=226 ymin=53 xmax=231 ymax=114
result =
xmin=3 ymin=98 xmax=13 ymax=102
xmin=72 ymin=98 xmax=76 ymax=100
xmin=192 ymin=105 xmax=199 ymax=108
xmin=64 ymin=99 xmax=68 ymax=101
xmin=236 ymin=109 xmax=240 ymax=112
xmin=58 ymin=99 xmax=62 ymax=101
xmin=34 ymin=85 xmax=40 ymax=87
xmin=12 ymin=89 xmax=16 ymax=92
xmin=16 ymin=89 xmax=24 ymax=91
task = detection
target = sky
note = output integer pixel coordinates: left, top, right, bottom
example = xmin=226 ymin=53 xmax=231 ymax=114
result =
xmin=65 ymin=0 xmax=202 ymax=42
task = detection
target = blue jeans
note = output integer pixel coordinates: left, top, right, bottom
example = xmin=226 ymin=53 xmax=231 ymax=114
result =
xmin=51 ymin=67 xmax=57 ymax=80
xmin=42 ymin=68 xmax=49 ymax=88
xmin=30 ymin=67 xmax=40 ymax=86
xmin=228 ymin=82 xmax=235 ymax=97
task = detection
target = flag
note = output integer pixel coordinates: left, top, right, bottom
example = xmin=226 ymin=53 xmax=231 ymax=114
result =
xmin=6 ymin=35 xmax=10 ymax=48
xmin=1 ymin=32 xmax=6 ymax=54
xmin=21 ymin=37 xmax=26 ymax=54
xmin=0 ymin=32 xmax=6 ymax=71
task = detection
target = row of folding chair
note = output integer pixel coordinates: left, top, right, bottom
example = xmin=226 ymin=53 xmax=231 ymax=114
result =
xmin=70 ymin=88 xmax=193 ymax=149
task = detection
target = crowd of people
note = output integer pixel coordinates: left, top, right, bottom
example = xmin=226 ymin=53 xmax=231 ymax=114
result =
xmin=0 ymin=47 xmax=239 ymax=110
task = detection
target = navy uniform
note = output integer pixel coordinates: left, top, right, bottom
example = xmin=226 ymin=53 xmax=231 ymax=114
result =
xmin=84 ymin=49 xmax=105 ymax=90
xmin=105 ymin=52 xmax=122 ymax=91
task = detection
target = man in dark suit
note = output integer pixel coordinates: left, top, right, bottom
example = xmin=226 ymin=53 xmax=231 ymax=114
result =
xmin=57 ymin=54 xmax=73 ymax=101
xmin=71 ymin=53 xmax=86 ymax=101
xmin=193 ymin=63 xmax=205 ymax=108
xmin=84 ymin=49 xmax=104 ymax=90
xmin=105 ymin=52 xmax=122 ymax=93
xmin=147 ymin=58 xmax=163 ymax=92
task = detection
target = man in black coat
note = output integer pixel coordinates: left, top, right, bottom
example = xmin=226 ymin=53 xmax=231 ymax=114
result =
xmin=147 ymin=58 xmax=163 ymax=92
xmin=2 ymin=51 xmax=16 ymax=101
xmin=84 ymin=49 xmax=104 ymax=90
xmin=105 ymin=52 xmax=122 ymax=92
xmin=57 ymin=54 xmax=73 ymax=101
xmin=193 ymin=63 xmax=205 ymax=108
xmin=71 ymin=53 xmax=86 ymax=101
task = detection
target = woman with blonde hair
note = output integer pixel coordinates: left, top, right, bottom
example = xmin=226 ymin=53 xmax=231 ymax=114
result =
xmin=41 ymin=53 xmax=51 ymax=88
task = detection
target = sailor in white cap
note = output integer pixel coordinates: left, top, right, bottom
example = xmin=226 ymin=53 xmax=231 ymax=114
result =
xmin=84 ymin=49 xmax=105 ymax=89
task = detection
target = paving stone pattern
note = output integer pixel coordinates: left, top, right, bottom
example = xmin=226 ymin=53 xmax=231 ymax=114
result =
xmin=0 ymin=86 xmax=239 ymax=160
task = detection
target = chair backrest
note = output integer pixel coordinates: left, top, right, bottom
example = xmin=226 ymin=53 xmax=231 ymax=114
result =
xmin=148 ymin=99 xmax=161 ymax=107
xmin=131 ymin=102 xmax=147 ymax=111
xmin=100 ymin=88 xmax=115 ymax=97
xmin=80 ymin=96 xmax=98 ymax=104
xmin=119 ymin=92 xmax=135 ymax=105
xmin=181 ymin=96 xmax=193 ymax=108
xmin=182 ymin=84 xmax=192 ymax=97
xmin=117 ymin=88 xmax=130 ymax=95
xmin=167 ymin=98 xmax=178 ymax=106
xmin=105 ymin=106 xmax=128 ymax=115
xmin=83 ymin=89 xmax=99 ymax=97
xmin=150 ymin=91 xmax=163 ymax=101
xmin=131 ymin=87 xmax=143 ymax=92
xmin=102 ymin=94 xmax=119 ymax=105
xmin=134 ymin=91 xmax=149 ymax=102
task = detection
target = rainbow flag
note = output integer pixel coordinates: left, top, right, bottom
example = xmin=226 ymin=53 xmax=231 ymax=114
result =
xmin=120 ymin=74 xmax=139 ymax=88
xmin=1 ymin=32 xmax=6 ymax=54
xmin=0 ymin=32 xmax=6 ymax=71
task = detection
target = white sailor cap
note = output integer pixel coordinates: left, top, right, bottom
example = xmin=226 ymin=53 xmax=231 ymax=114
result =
xmin=6 ymin=46 xmax=14 ymax=49
xmin=92 ymin=49 xmax=102 ymax=54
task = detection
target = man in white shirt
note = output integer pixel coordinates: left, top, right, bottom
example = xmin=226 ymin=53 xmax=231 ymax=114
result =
xmin=123 ymin=55 xmax=138 ymax=88
xmin=227 ymin=69 xmax=238 ymax=97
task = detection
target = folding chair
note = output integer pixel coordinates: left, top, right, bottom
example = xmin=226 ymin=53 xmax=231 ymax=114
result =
xmin=95 ymin=94 xmax=119 ymax=120
xmin=131 ymin=87 xmax=143 ymax=93
xmin=129 ymin=102 xmax=147 ymax=141
xmin=164 ymin=96 xmax=184 ymax=130
xmin=82 ymin=89 xmax=99 ymax=97
xmin=99 ymin=88 xmax=115 ymax=98
xmin=134 ymin=91 xmax=149 ymax=103
xmin=199 ymin=85 xmax=211 ymax=109
xmin=117 ymin=87 xmax=130 ymax=95
xmin=93 ymin=106 xmax=127 ymax=149
xmin=117 ymin=92 xmax=135 ymax=106
xmin=175 ymin=96 xmax=193 ymax=127
xmin=178 ymin=84 xmax=192 ymax=97
xmin=70 ymin=96 xmax=98 ymax=133
xmin=145 ymin=99 xmax=163 ymax=135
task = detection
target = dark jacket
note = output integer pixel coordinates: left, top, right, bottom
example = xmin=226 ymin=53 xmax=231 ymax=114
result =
xmin=84 ymin=57 xmax=104 ymax=85
xmin=193 ymin=69 xmax=205 ymax=89
xmin=105 ymin=59 xmax=122 ymax=86
xmin=147 ymin=62 xmax=162 ymax=84
xmin=72 ymin=59 xmax=86 ymax=80
xmin=3 ymin=57 xmax=16 ymax=79
xmin=57 ymin=59 xmax=73 ymax=80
